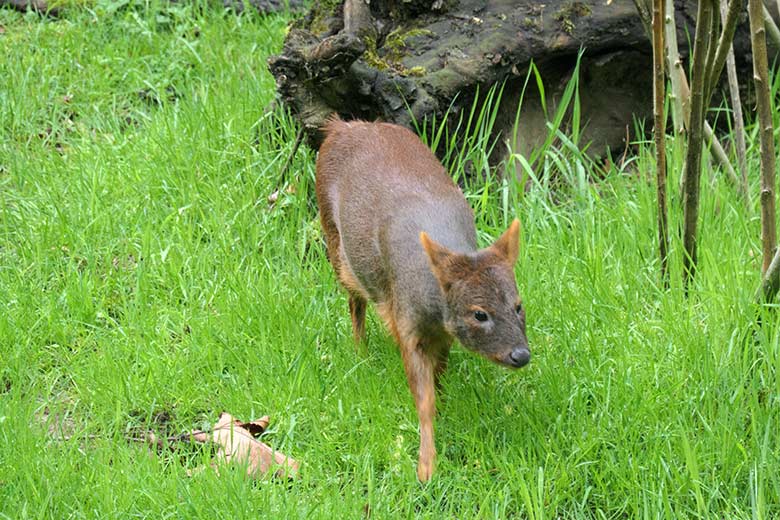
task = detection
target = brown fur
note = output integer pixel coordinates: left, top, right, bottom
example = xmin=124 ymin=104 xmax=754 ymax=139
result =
xmin=315 ymin=117 xmax=529 ymax=481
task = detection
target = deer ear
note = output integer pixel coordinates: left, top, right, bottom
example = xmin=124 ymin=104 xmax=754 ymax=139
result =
xmin=492 ymin=219 xmax=521 ymax=265
xmin=420 ymin=232 xmax=457 ymax=290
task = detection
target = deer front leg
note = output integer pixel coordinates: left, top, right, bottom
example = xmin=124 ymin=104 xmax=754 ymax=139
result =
xmin=400 ymin=337 xmax=437 ymax=482
xmin=433 ymin=341 xmax=451 ymax=393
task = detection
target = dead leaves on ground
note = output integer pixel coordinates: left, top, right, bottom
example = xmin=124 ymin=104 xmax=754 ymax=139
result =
xmin=184 ymin=412 xmax=299 ymax=479
xmin=46 ymin=408 xmax=299 ymax=480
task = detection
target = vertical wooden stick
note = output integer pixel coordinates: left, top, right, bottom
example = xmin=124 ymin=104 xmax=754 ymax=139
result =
xmin=665 ymin=1 xmax=741 ymax=192
xmin=750 ymin=0 xmax=777 ymax=274
xmin=653 ymin=0 xmax=670 ymax=286
xmin=720 ymin=0 xmax=749 ymax=198
xmin=763 ymin=4 xmax=780 ymax=46
xmin=682 ymin=0 xmax=715 ymax=287
xmin=706 ymin=0 xmax=744 ymax=98
xmin=664 ymin=0 xmax=687 ymax=136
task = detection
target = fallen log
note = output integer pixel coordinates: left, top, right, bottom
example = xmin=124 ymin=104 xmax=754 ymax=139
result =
xmin=268 ymin=0 xmax=762 ymax=161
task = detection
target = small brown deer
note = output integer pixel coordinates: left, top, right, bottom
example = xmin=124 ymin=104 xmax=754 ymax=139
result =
xmin=315 ymin=117 xmax=530 ymax=481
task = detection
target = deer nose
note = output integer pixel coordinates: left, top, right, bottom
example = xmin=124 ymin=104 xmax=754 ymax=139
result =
xmin=509 ymin=348 xmax=530 ymax=368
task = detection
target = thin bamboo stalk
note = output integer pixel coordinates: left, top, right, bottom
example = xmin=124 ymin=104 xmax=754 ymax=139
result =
xmin=750 ymin=0 xmax=777 ymax=274
xmin=664 ymin=0 xmax=687 ymax=136
xmin=653 ymin=0 xmax=670 ymax=286
xmin=682 ymin=0 xmax=715 ymax=287
xmin=720 ymin=0 xmax=749 ymax=197
xmin=665 ymin=1 xmax=741 ymax=191
xmin=763 ymin=4 xmax=780 ymax=46
xmin=706 ymin=0 xmax=744 ymax=98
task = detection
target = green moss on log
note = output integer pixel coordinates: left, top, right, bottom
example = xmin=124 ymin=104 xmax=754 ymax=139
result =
xmin=554 ymin=1 xmax=592 ymax=35
xmin=362 ymin=27 xmax=432 ymax=76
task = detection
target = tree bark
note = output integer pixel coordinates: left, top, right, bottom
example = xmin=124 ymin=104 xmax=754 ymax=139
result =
xmin=750 ymin=0 xmax=777 ymax=274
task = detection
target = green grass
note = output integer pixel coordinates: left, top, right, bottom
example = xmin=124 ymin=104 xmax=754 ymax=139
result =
xmin=1 ymin=4 xmax=779 ymax=518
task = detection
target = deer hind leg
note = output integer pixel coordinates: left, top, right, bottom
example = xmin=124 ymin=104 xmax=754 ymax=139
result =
xmin=336 ymin=255 xmax=370 ymax=349
xmin=318 ymin=202 xmax=370 ymax=346
xmin=318 ymin=198 xmax=343 ymax=276
xmin=348 ymin=295 xmax=367 ymax=343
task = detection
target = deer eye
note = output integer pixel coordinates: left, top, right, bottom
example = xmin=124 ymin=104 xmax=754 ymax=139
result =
xmin=474 ymin=310 xmax=489 ymax=322
xmin=515 ymin=304 xmax=523 ymax=314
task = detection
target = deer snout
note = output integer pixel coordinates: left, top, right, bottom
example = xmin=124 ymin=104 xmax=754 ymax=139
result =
xmin=507 ymin=347 xmax=530 ymax=368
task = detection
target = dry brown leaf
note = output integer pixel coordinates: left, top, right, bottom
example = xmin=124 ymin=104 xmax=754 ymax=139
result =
xmin=236 ymin=415 xmax=270 ymax=437
xmin=194 ymin=412 xmax=298 ymax=479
